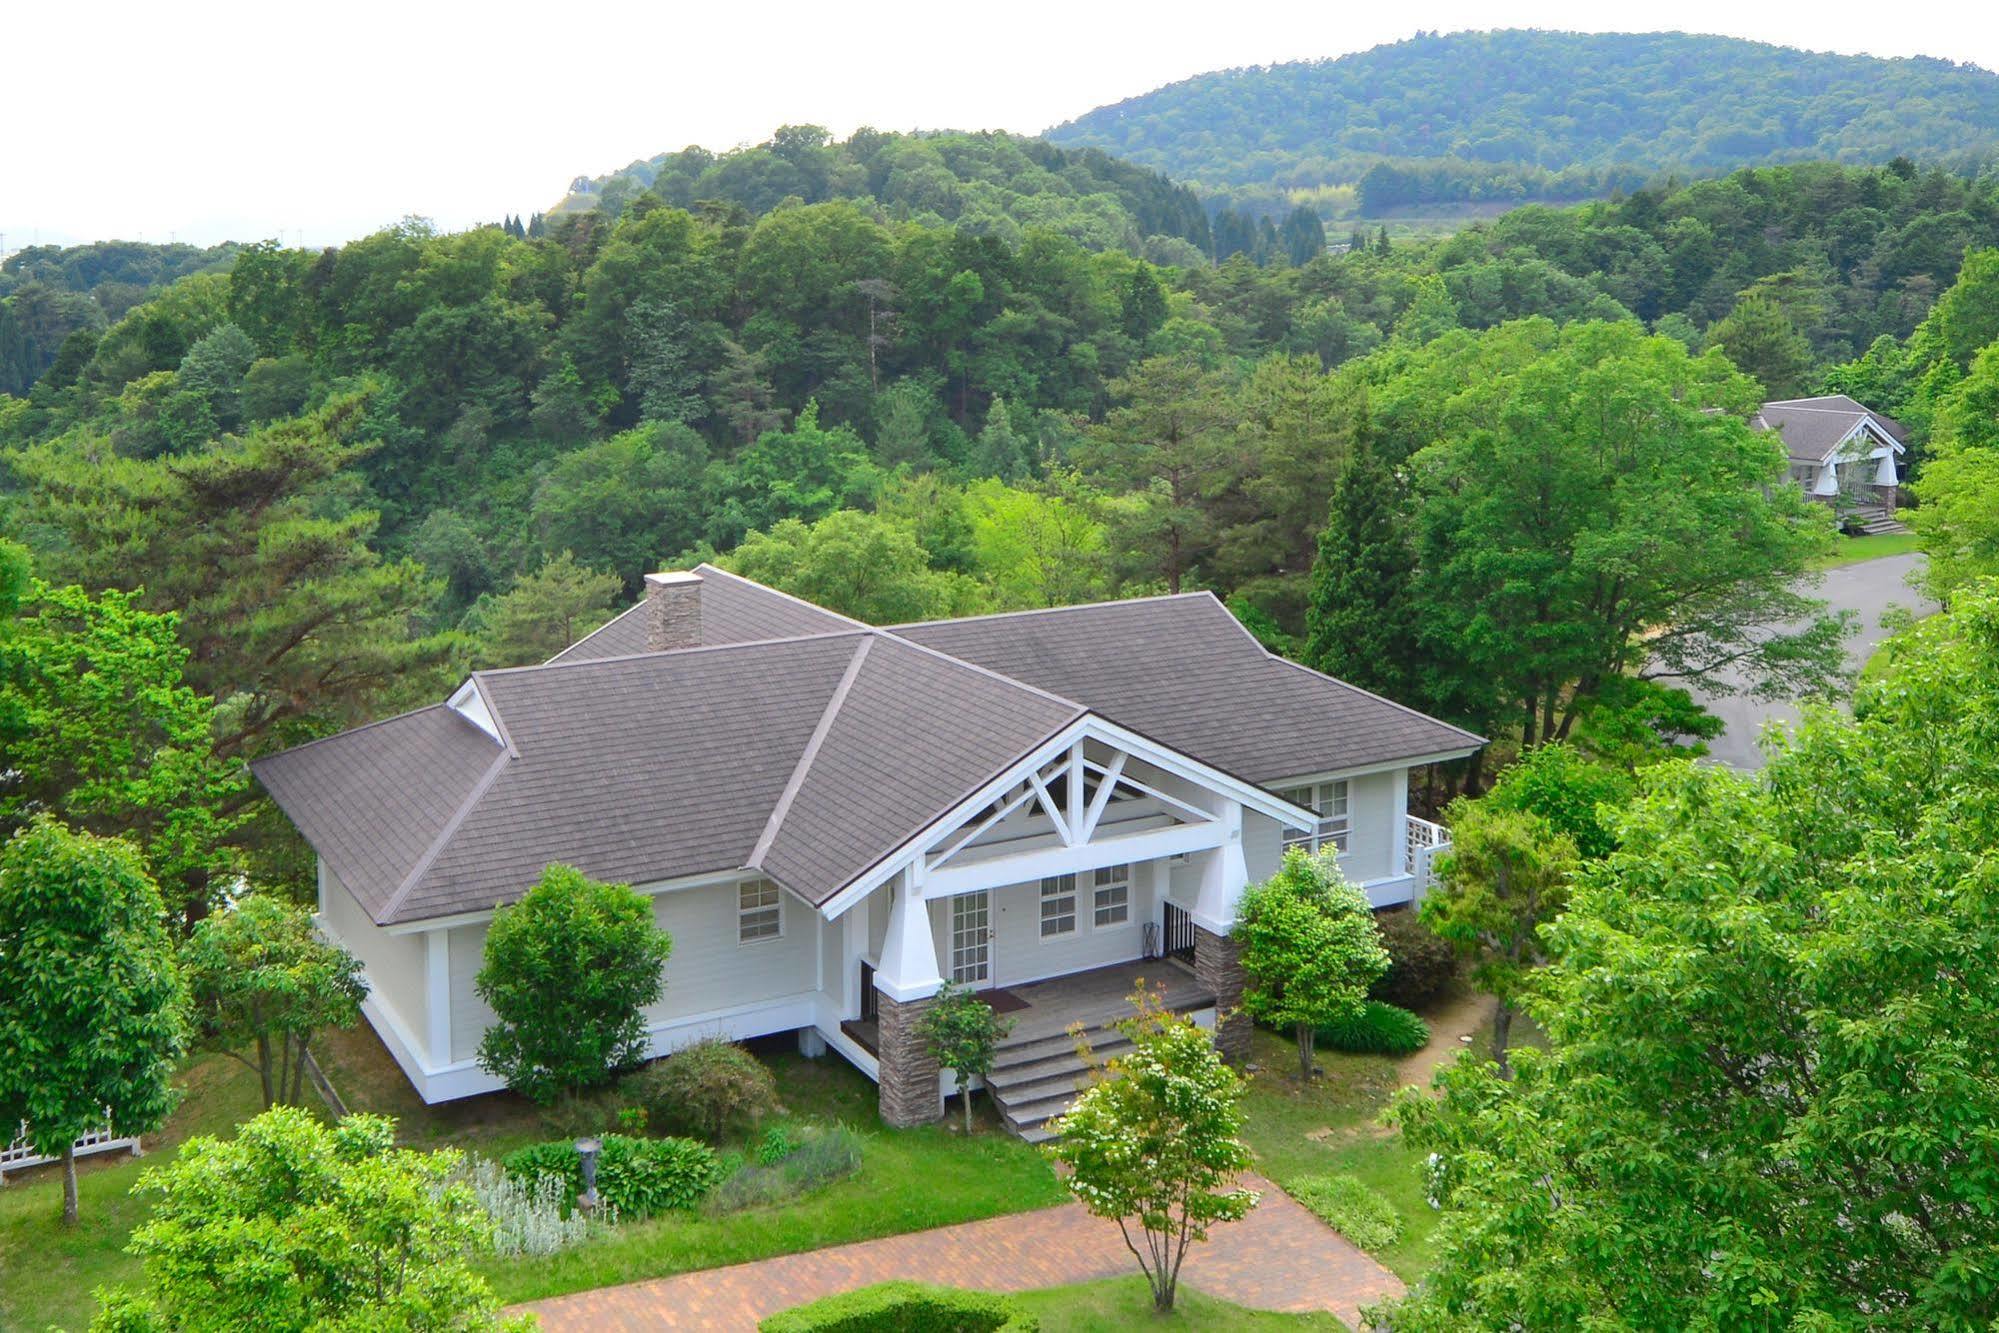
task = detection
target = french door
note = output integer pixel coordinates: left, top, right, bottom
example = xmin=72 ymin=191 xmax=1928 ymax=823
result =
xmin=950 ymin=890 xmax=993 ymax=986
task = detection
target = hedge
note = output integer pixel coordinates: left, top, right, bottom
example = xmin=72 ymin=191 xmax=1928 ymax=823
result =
xmin=502 ymin=1132 xmax=721 ymax=1218
xmin=759 ymin=1281 xmax=1038 ymax=1332
xmin=1318 ymin=1000 xmax=1431 ymax=1056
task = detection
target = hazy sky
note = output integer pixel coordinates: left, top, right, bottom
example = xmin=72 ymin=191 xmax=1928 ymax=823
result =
xmin=5 ymin=0 xmax=1994 ymax=251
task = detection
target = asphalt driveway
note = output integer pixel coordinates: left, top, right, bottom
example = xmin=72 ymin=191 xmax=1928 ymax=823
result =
xmin=1693 ymin=553 xmax=1935 ymax=769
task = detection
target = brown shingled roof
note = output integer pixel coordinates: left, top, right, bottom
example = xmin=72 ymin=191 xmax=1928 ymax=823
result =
xmin=1752 ymin=395 xmax=1908 ymax=465
xmin=255 ymin=571 xmax=1480 ymax=926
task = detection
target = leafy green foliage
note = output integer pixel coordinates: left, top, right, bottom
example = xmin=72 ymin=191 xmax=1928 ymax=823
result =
xmin=1288 ymin=1173 xmax=1404 ymax=1253
xmin=1317 ymin=1000 xmax=1430 ymax=1057
xmin=1384 ymin=582 xmax=1999 ymax=1329
xmin=94 ymin=1106 xmax=525 ymax=1331
xmin=706 ymin=1124 xmax=863 ymax=1214
xmin=471 ymin=550 xmax=623 ymax=668
xmin=626 ymin=1038 xmax=780 ymax=1141
xmin=502 ymin=1133 xmax=722 ymax=1219
xmin=1479 ymin=742 xmax=1634 ymax=862
xmin=758 ymin=1280 xmax=1037 ymax=1333
xmin=180 ymin=896 xmax=366 ymax=1109
xmin=917 ymin=982 xmax=1014 ymax=1132
xmin=1235 ymin=849 xmax=1390 ymax=1080
xmin=0 ymin=817 xmax=187 ymax=1224
xmin=1047 ymin=989 xmax=1257 ymax=1313
xmin=475 ymin=864 xmax=672 ymax=1104
xmin=0 ymin=551 xmax=246 ymax=910
xmin=1368 ymin=908 xmax=1458 ymax=1009
xmin=1048 ymin=32 xmax=1999 ymax=213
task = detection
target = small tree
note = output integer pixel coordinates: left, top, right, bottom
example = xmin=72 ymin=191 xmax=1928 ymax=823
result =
xmin=476 ymin=863 xmax=672 ymax=1104
xmin=1422 ymin=801 xmax=1579 ymax=1074
xmin=180 ymin=895 xmax=367 ymax=1110
xmin=917 ymin=982 xmax=1013 ymax=1133
xmin=94 ymin=1106 xmax=527 ymax=1331
xmin=0 ymin=817 xmax=187 ymax=1225
xmin=1046 ymin=989 xmax=1258 ymax=1312
xmin=1234 ymin=850 xmax=1391 ymax=1081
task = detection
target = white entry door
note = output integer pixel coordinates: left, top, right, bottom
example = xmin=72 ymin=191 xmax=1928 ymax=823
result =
xmin=950 ymin=891 xmax=992 ymax=986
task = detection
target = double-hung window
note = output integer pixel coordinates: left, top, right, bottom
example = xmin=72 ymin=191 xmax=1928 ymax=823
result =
xmin=1278 ymin=780 xmax=1350 ymax=855
xmin=737 ymin=879 xmax=781 ymax=943
xmin=1039 ymin=873 xmax=1077 ymax=937
xmin=1092 ymin=864 xmax=1131 ymax=927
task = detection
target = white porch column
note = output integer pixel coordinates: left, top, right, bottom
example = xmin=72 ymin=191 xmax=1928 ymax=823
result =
xmin=423 ymin=929 xmax=451 ymax=1069
xmin=874 ymin=865 xmax=943 ymax=1002
xmin=1189 ymin=798 xmax=1248 ymax=935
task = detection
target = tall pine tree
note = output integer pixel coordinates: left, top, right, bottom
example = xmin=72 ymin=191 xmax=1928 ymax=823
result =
xmin=1304 ymin=410 xmax=1418 ymax=701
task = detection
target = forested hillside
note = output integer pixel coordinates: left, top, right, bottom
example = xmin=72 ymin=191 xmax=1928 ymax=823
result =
xmin=2 ymin=159 xmax=1996 ymax=898
xmin=0 ymin=241 xmax=239 ymax=394
xmin=560 ymin=126 xmax=1326 ymax=268
xmin=1047 ymin=31 xmax=1999 ymax=215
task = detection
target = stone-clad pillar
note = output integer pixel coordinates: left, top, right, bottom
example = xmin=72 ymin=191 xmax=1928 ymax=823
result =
xmin=1194 ymin=925 xmax=1250 ymax=1065
xmin=876 ymin=991 xmax=942 ymax=1127
xmin=874 ymin=866 xmax=945 ymax=1127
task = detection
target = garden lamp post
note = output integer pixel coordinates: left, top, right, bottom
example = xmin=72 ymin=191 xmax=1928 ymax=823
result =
xmin=575 ymin=1136 xmax=602 ymax=1212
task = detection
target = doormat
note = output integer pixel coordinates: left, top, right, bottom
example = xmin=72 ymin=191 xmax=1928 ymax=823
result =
xmin=983 ymin=988 xmax=1030 ymax=1015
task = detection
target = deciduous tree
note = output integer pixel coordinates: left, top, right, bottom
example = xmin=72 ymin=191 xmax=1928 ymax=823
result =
xmin=1234 ymin=850 xmax=1390 ymax=1080
xmin=0 ymin=817 xmax=187 ymax=1224
xmin=917 ymin=982 xmax=1013 ymax=1133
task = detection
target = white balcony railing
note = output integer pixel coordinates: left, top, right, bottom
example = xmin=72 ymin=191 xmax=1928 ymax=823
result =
xmin=1405 ymin=815 xmax=1450 ymax=898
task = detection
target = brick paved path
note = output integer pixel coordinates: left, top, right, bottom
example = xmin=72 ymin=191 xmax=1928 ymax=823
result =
xmin=516 ymin=1174 xmax=1403 ymax=1330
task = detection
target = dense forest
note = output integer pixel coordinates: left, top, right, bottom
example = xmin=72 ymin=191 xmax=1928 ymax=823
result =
xmin=2 ymin=159 xmax=1996 ymax=894
xmin=561 ymin=127 xmax=1326 ymax=268
xmin=1047 ymin=31 xmax=1999 ymax=215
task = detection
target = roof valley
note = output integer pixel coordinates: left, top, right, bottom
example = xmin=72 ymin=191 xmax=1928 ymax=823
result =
xmin=747 ymin=634 xmax=875 ymax=871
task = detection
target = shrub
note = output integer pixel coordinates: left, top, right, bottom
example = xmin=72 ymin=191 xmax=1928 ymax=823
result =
xmin=1369 ymin=909 xmax=1458 ymax=1008
xmin=759 ymin=1281 xmax=1037 ymax=1332
xmin=502 ymin=1133 xmax=721 ymax=1219
xmin=1319 ymin=1000 xmax=1430 ymax=1056
xmin=461 ymin=1156 xmax=609 ymax=1255
xmin=628 ymin=1039 xmax=780 ymax=1140
xmin=754 ymin=1124 xmax=795 ymax=1166
xmin=706 ymin=1124 xmax=862 ymax=1214
xmin=1290 ymin=1173 xmax=1403 ymax=1253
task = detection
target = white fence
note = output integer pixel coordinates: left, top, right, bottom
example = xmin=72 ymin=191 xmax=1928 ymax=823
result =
xmin=1404 ymin=815 xmax=1450 ymax=900
xmin=0 ymin=1118 xmax=137 ymax=1182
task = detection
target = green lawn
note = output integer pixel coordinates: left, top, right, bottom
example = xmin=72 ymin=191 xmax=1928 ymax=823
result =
xmin=2 ymin=993 xmax=1467 ymax=1328
xmin=1014 ymin=1274 xmax=1347 ymax=1330
xmin=1816 ymin=531 xmax=1920 ymax=569
xmin=0 ymin=1052 xmax=270 ymax=1332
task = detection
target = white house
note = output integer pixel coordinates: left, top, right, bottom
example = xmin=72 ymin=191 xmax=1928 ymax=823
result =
xmin=1753 ymin=394 xmax=1907 ymax=511
xmin=254 ymin=566 xmax=1481 ymax=1134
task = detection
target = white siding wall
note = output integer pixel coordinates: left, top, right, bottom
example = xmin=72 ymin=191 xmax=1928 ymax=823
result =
xmin=440 ymin=879 xmax=822 ymax=1066
xmin=928 ymin=861 xmax=1162 ymax=989
xmin=319 ymin=865 xmax=430 ymax=1059
xmin=1341 ymin=771 xmax=1400 ymax=883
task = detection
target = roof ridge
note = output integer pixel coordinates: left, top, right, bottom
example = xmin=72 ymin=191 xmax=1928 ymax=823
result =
xmin=746 ymin=636 xmax=875 ymax=870
xmin=693 ymin=562 xmax=873 ymax=631
xmin=544 ymin=602 xmax=645 ymax=665
xmin=889 ymin=589 xmax=1214 ymax=632
xmin=477 ymin=627 xmax=868 ymax=679
xmin=876 ymin=625 xmax=1091 ymax=715
xmin=374 ymin=746 xmax=515 ymax=925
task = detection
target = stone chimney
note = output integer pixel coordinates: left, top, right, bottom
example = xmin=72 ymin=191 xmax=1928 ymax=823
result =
xmin=644 ymin=570 xmax=703 ymax=652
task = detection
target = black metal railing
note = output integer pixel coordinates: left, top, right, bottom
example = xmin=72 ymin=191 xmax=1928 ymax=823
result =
xmin=1163 ymin=902 xmax=1196 ymax=963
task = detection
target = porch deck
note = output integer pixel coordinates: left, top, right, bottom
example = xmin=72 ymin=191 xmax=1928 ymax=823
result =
xmin=840 ymin=956 xmax=1210 ymax=1055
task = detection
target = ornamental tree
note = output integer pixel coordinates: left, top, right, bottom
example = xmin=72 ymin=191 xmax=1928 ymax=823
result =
xmin=475 ymin=863 xmax=672 ymax=1104
xmin=1384 ymin=587 xmax=1999 ymax=1328
xmin=1422 ymin=800 xmax=1578 ymax=1073
xmin=1234 ymin=850 xmax=1390 ymax=1081
xmin=917 ymin=981 xmax=1014 ymax=1133
xmin=1046 ymin=988 xmax=1258 ymax=1312
xmin=180 ymin=896 xmax=367 ymax=1110
xmin=94 ymin=1106 xmax=527 ymax=1332
xmin=0 ymin=817 xmax=187 ymax=1225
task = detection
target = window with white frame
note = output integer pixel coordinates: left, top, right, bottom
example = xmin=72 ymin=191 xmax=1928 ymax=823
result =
xmin=1278 ymin=780 xmax=1350 ymax=854
xmin=1039 ymin=873 xmax=1077 ymax=937
xmin=737 ymin=879 xmax=781 ymax=942
xmin=1092 ymin=864 xmax=1131 ymax=927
